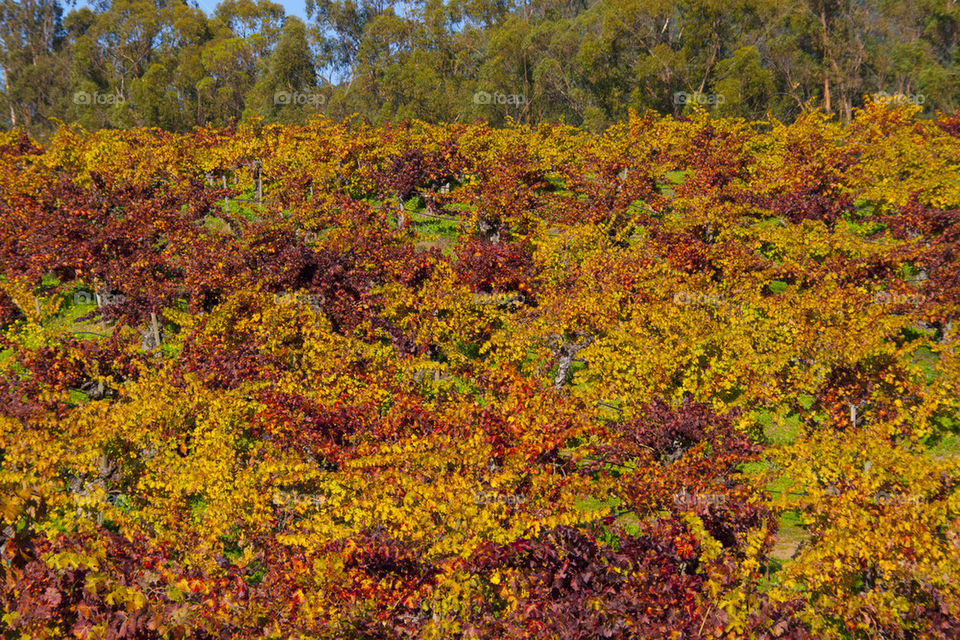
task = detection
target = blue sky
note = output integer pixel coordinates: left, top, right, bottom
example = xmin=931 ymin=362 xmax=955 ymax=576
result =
xmin=70 ymin=0 xmax=311 ymax=22
xmin=192 ymin=0 xmax=310 ymax=21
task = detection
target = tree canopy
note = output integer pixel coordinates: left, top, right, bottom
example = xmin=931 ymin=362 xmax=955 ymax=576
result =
xmin=2 ymin=0 xmax=959 ymax=138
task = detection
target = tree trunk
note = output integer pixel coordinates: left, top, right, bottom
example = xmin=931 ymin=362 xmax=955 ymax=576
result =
xmin=550 ymin=333 xmax=595 ymax=389
xmin=820 ymin=7 xmax=833 ymax=115
xmin=477 ymin=216 xmax=501 ymax=244
xmin=151 ymin=312 xmax=161 ymax=348
xmin=254 ymin=160 xmax=263 ymax=206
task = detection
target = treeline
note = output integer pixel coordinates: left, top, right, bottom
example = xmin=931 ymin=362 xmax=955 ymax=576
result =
xmin=2 ymin=0 xmax=959 ymax=138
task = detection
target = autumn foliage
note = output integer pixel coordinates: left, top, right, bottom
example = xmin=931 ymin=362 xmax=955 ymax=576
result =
xmin=2 ymin=100 xmax=960 ymax=638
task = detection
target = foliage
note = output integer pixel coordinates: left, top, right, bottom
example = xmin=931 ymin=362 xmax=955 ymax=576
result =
xmin=2 ymin=104 xmax=960 ymax=637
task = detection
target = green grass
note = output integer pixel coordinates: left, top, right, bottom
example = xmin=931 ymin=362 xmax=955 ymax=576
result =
xmin=202 ymin=215 xmax=235 ymax=235
xmin=410 ymin=213 xmax=460 ymax=239
xmin=654 ymin=170 xmax=692 ymax=198
xmin=187 ymin=493 xmax=208 ymax=522
xmin=768 ymin=280 xmax=789 ymax=294
xmin=909 ymin=343 xmax=940 ymax=383
xmin=575 ymin=495 xmax=622 ymax=513
xmin=844 ymin=219 xmax=888 ymax=236
xmin=768 ymin=509 xmax=810 ymax=565
xmin=2 ymin=291 xmax=109 ymax=353
xmin=757 ymin=408 xmax=804 ymax=446
xmin=219 ymin=189 xmax=265 ymax=222
xmin=410 ymin=211 xmax=461 ymax=256
xmin=43 ymin=294 xmax=111 ymax=340
xmin=67 ymin=389 xmax=91 ymax=407
xmin=615 ymin=511 xmax=642 ymax=536
xmin=926 ymin=434 xmax=960 ymax=458
xmin=662 ymin=170 xmax=691 ymax=185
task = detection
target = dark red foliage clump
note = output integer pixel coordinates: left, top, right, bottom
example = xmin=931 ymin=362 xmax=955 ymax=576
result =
xmin=936 ymin=111 xmax=960 ymax=138
xmin=771 ymin=185 xmax=854 ymax=226
xmin=454 ymin=238 xmax=539 ymax=296
xmin=607 ymin=397 xmax=757 ymax=465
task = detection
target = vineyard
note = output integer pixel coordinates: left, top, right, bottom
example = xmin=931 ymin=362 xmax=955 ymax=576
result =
xmin=1 ymin=100 xmax=960 ymax=638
